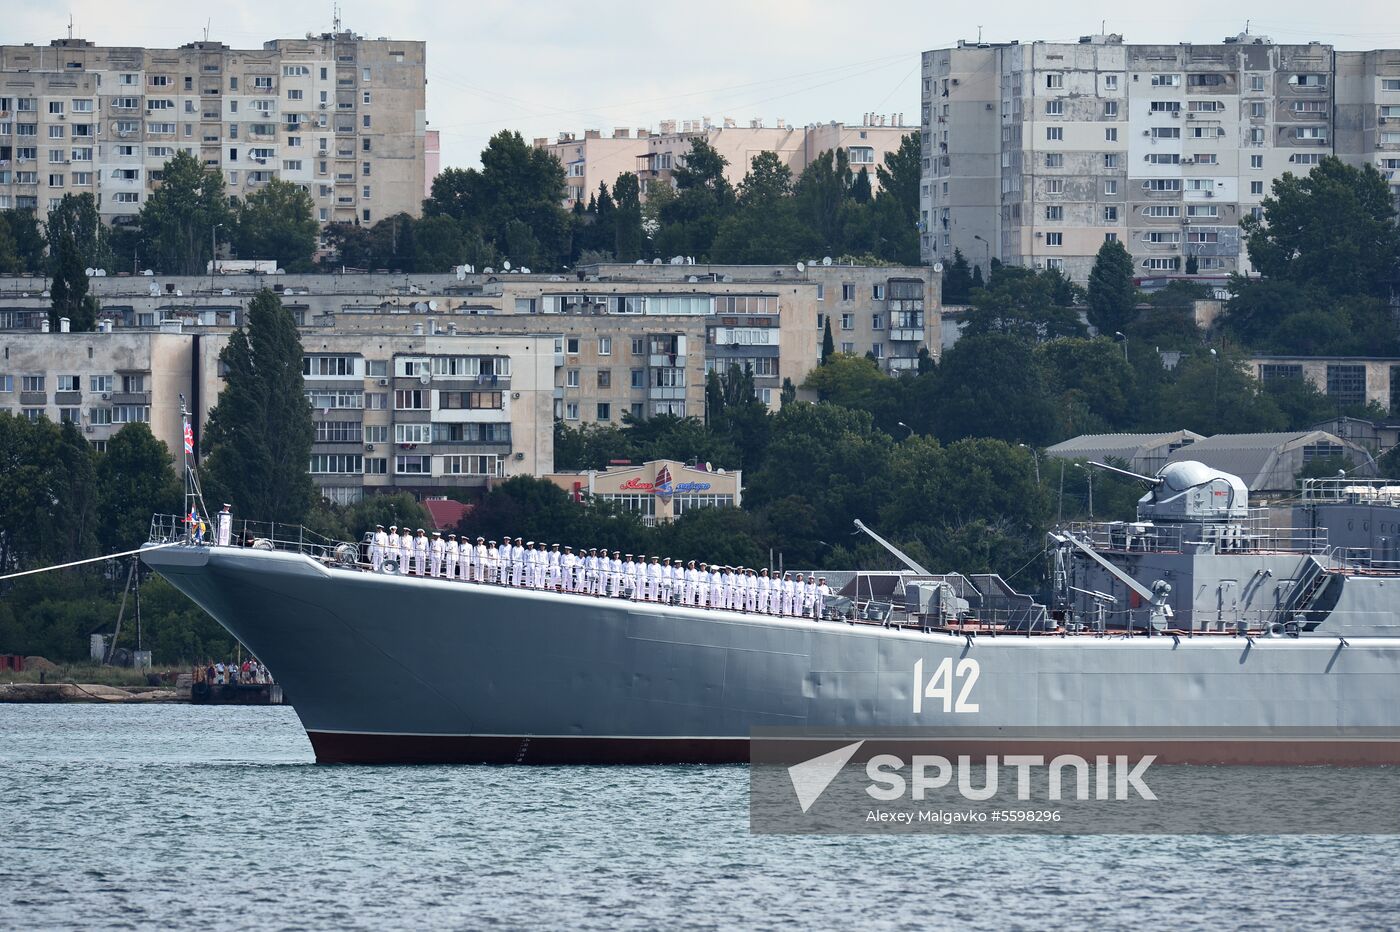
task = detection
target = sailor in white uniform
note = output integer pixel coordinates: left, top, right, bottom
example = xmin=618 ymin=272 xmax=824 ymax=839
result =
xmin=709 ymin=565 xmax=724 ymax=610
xmin=217 ymin=504 xmax=233 ymax=547
xmin=387 ymin=526 xmax=403 ymax=573
xmin=485 ymin=540 xmax=499 ymax=583
xmin=445 ymin=534 xmax=460 ymax=579
xmin=757 ymin=568 xmax=771 ymax=614
xmin=815 ymin=576 xmax=832 ymax=620
xmin=371 ymin=524 xmax=387 ymax=572
xmin=429 ymin=531 xmax=445 ymax=577
xmin=546 ymin=543 xmax=561 ymax=590
xmin=802 ymin=575 xmax=817 ymax=617
xmin=681 ymin=561 xmax=697 ymax=606
xmin=510 ymin=538 xmax=525 ymax=587
xmin=605 ymin=551 xmax=620 ymax=598
xmin=620 ymin=554 xmax=636 ymax=599
xmin=472 ymin=537 xmax=486 ymax=582
xmin=779 ymin=572 xmax=795 ymax=615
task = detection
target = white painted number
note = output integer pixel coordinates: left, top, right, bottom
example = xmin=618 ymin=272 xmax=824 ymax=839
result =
xmin=912 ymin=657 xmax=980 ymax=714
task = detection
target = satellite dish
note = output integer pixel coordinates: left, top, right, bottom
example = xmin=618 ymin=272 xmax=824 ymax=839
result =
xmin=413 ymin=302 xmax=427 ymax=312
xmin=503 ymin=260 xmax=512 ymax=271
xmin=222 ymin=288 xmax=232 ymax=296
xmin=634 ymin=259 xmax=645 ymax=265
xmin=520 ymin=267 xmax=530 ymax=274
xmin=652 ymin=258 xmax=662 ymax=265
xmin=932 ymin=261 xmax=944 ymax=273
xmin=428 ymin=300 xmax=438 ymax=311
xmin=94 ymin=269 xmax=107 ymax=277
xmin=84 ymin=267 xmax=95 ymax=276
xmin=484 ymin=267 xmax=495 ymax=274
xmin=821 ymin=256 xmax=832 ymax=266
xmin=456 ymin=267 xmax=466 ymax=280
xmin=796 ymin=262 xmax=805 ymax=272
xmin=419 ymin=373 xmax=431 ymax=385
xmin=670 ymin=255 xmax=684 ymax=265
xmin=687 ymin=275 xmax=698 ymax=283
xmin=175 ymin=289 xmax=183 ymax=297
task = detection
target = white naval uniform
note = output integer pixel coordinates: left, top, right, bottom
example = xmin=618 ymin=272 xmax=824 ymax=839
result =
xmin=780 ymin=578 xmax=795 ymax=615
xmin=561 ymin=553 xmax=577 ymax=591
xmin=815 ymin=583 xmax=832 ymax=620
xmin=445 ymin=540 xmax=459 ymax=579
xmin=548 ymin=550 xmax=561 ymax=589
xmin=430 ymin=537 xmax=445 ymax=577
xmin=606 ymin=557 xmax=621 ymax=597
xmin=709 ymin=571 xmax=724 ymax=609
xmin=396 ymin=534 xmax=412 ymax=574
xmin=372 ymin=530 xmax=389 ymax=571
xmin=757 ymin=576 xmax=771 ymax=614
xmin=473 ymin=543 xmax=487 ymax=582
xmin=623 ymin=560 xmax=639 ymax=598
xmin=510 ymin=545 xmax=525 ymax=587
xmin=414 ymin=535 xmax=429 ymax=576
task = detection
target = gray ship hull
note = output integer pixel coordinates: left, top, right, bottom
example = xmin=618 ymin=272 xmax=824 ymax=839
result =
xmin=143 ymin=544 xmax=1400 ymax=765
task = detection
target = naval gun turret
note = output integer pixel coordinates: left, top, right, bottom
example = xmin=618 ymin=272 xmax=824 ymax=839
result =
xmin=1091 ymin=460 xmax=1249 ymax=524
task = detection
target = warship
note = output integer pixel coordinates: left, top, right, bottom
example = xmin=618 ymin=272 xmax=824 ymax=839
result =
xmin=142 ymin=461 xmax=1400 ymax=765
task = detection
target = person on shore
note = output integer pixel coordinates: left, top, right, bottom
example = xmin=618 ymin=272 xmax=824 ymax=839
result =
xmin=213 ymin=661 xmax=224 ymax=685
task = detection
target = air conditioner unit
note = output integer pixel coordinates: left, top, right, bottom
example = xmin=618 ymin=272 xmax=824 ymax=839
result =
xmin=84 ymin=425 xmax=94 ymax=433
xmin=1171 ymin=111 xmax=1179 ymax=118
xmin=1143 ymin=130 xmax=1151 ymax=136
xmin=514 ymin=451 xmax=525 ymax=461
xmin=101 ymin=392 xmax=111 ymax=400
xmin=377 ymin=378 xmax=388 ymax=386
xmin=364 ymin=443 xmax=375 ymax=451
xmin=511 ymin=392 xmax=521 ymax=400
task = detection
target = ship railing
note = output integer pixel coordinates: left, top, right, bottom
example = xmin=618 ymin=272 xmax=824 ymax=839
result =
xmin=1298 ymin=476 xmax=1400 ymax=505
xmin=1061 ymin=519 xmax=1328 ymax=555
xmin=147 ymin=513 xmax=357 ymax=564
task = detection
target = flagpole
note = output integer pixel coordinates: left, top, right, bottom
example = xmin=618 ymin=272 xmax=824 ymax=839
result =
xmin=180 ymin=393 xmax=195 ymax=542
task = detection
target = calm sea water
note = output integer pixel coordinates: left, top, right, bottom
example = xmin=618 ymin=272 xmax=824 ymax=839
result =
xmin=3 ymin=704 xmax=1399 ymax=930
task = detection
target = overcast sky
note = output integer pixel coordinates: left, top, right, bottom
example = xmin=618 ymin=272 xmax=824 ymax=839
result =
xmin=13 ymin=0 xmax=1400 ymax=170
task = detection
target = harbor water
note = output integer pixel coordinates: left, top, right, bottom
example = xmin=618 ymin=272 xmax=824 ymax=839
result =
xmin=3 ymin=704 xmax=1398 ymax=929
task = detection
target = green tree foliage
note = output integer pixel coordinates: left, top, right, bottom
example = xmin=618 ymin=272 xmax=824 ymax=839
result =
xmin=611 ymin=172 xmax=645 ymax=262
xmin=917 ymin=333 xmax=1059 ymax=444
xmin=46 ymin=193 xmax=111 ymax=272
xmin=136 ymin=150 xmax=233 ymax=275
xmin=0 ymin=413 xmax=98 ymax=571
xmin=234 ymin=178 xmax=319 ymax=271
xmin=48 ymin=234 xmax=97 ymax=331
xmin=801 ymin=353 xmax=907 ymax=435
xmin=1086 ymin=238 xmax=1138 ymax=336
xmin=712 ymin=152 xmax=815 ymax=263
xmin=870 ymin=132 xmax=922 ymax=265
xmin=425 ymin=130 xmax=572 ymax=270
xmin=1241 ymin=156 xmax=1399 ymax=299
xmin=653 ymin=138 xmax=735 ymax=261
xmin=202 ymin=290 xmax=315 ymax=523
xmin=95 ymin=423 xmax=182 ymax=554
xmin=412 ymin=214 xmax=473 ymax=273
xmin=0 ymin=208 xmax=47 ymax=272
xmin=1226 ymin=157 xmax=1400 ymax=356
xmin=961 ymin=265 xmax=1086 ymax=342
xmin=821 ymin=317 xmax=835 ymax=364
xmin=941 ymin=248 xmax=973 ymax=304
xmin=1034 ymin=337 xmax=1137 ymax=436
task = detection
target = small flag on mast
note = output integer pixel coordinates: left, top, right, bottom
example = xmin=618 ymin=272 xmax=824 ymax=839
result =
xmin=183 ymin=419 xmax=194 ymax=455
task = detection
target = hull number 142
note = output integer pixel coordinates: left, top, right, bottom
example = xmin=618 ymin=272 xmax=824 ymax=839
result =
xmin=913 ymin=657 xmax=980 ymax=714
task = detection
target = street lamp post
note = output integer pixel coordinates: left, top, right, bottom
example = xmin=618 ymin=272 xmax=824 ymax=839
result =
xmin=896 ymin=421 xmax=914 ymax=441
xmin=1018 ymin=443 xmax=1041 ymax=485
xmin=972 ymin=234 xmax=991 ymax=274
xmin=1114 ymin=331 xmax=1129 ymax=365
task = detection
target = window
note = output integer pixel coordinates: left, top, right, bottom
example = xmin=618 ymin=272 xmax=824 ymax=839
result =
xmin=849 ymin=146 xmax=875 ymax=164
xmin=872 ymin=284 xmax=885 ymax=300
xmin=1186 ymin=205 xmax=1219 ymax=218
xmin=1186 ymin=229 xmax=1220 ymax=244
xmin=565 ymin=402 xmax=579 ymax=420
xmin=1046 ymin=74 xmax=1063 ymax=89
xmin=1143 ymin=205 xmax=1181 ymax=218
xmin=438 ymin=391 xmax=502 ymax=410
xmin=21 ymin=375 xmax=45 ymax=393
xmin=113 ymin=405 xmax=149 ymax=423
xmin=1150 ymin=74 xmax=1181 ymax=87
xmin=1151 ymin=127 xmax=1181 ymax=139
xmin=1147 ymin=153 xmax=1180 ymax=166
xmin=57 ymin=375 xmax=80 ymax=392
xmin=841 ymin=283 xmax=856 ymax=301
xmin=566 ymin=369 xmax=580 ymax=388
xmin=1145 ymin=179 xmax=1182 ymax=192
xmin=1143 ymin=231 xmax=1180 ymax=244
xmin=306 ymin=390 xmax=364 ymax=410
xmin=1250 ymin=75 xmax=1266 ymax=92
xmin=1250 ymin=181 xmax=1264 ymax=195
xmin=303 ymin=355 xmax=358 ymax=376
xmin=597 ymin=369 xmax=611 ymax=389
xmin=395 ymin=423 xmax=433 ymax=445
xmin=1293 ymin=74 xmax=1327 ymax=88
xmin=1104 ymin=233 xmax=1118 ymax=242
xmin=1104 ymin=179 xmax=1117 ymax=195
xmin=1103 ymin=154 xmax=1119 ymax=170
xmin=1045 ymin=153 xmax=1063 ymax=168
xmin=1045 ymin=206 xmax=1063 ymax=221
xmin=1105 ymin=128 xmax=1118 ymax=142
xmin=1186 ymin=178 xmax=1216 ymax=192
xmin=598 ymin=336 xmax=611 ymax=356
xmin=309 ymin=454 xmax=363 ymax=475
xmin=841 ymin=313 xmax=854 ymax=330
xmin=815 ymin=283 xmax=825 ymax=301
xmin=441 ymin=455 xmax=502 ymax=477
xmin=1327 ymin=365 xmax=1367 ymax=406
xmin=841 ymin=342 xmax=854 ymax=354
xmin=1045 ymin=100 xmax=1064 ymax=116
xmin=1046 ymin=178 xmax=1064 ymax=194
xmin=871 ymin=314 xmax=884 ymax=330
xmin=565 ymin=336 xmax=580 ymax=354
xmin=393 ymin=389 xmax=427 ymax=410
xmin=395 ymin=455 xmax=430 ymax=475
xmin=1104 ymin=100 xmax=1119 ymax=117
xmin=596 ymin=402 xmax=611 ymax=421
xmin=631 ymin=369 xmax=645 ymax=389
xmin=361 ymin=425 xmax=388 ymax=444
xmin=363 ymin=91 xmax=372 ymax=105
xmin=1150 ymin=101 xmax=1181 ymax=113
xmin=1293 ymin=153 xmax=1323 ymax=166
xmin=1187 ymin=74 xmax=1225 ymax=88
xmin=1384 ymin=79 xmax=1400 ymax=91
xmin=21 ymin=409 xmax=44 ymax=422
xmin=1046 ymin=127 xmax=1063 ymax=141
xmin=1249 ymin=154 xmax=1264 ymax=170
xmin=1045 ymin=232 xmax=1063 ymax=247
xmin=88 ymin=375 xmax=112 ymax=394
xmin=1103 ymin=206 xmax=1118 ymax=222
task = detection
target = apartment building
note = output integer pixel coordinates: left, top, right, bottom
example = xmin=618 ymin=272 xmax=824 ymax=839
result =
xmin=919 ymin=34 xmax=1400 ymax=283
xmin=0 ymin=32 xmax=426 ymax=228
xmin=536 ymin=115 xmax=912 ymax=206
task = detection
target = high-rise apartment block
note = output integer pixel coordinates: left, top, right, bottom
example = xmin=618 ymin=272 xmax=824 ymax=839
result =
xmin=0 ymin=32 xmax=426 ymax=229
xmin=919 ymin=35 xmax=1400 ymax=282
xmin=536 ymin=115 xmax=913 ymax=205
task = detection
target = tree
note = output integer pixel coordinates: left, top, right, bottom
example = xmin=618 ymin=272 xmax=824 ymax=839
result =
xmin=202 ymin=290 xmax=316 ymax=523
xmin=137 ymin=150 xmax=233 ymax=274
xmin=794 ymin=148 xmax=852 ymax=252
xmin=962 ymin=265 xmax=1086 ymax=342
xmin=942 ymin=248 xmax=973 ymax=304
xmin=780 ymin=377 xmax=797 ymax=408
xmin=872 ymin=132 xmax=921 ymax=265
xmin=1241 ymin=156 xmax=1400 ymax=300
xmin=234 ymin=178 xmax=319 ymax=271
xmin=1157 ymin=350 xmax=1286 ymax=436
xmin=0 ymin=213 xmax=17 ymax=273
xmin=1086 ymin=238 xmax=1138 ymax=336
xmin=653 ymin=139 xmax=735 ymax=261
xmin=95 ymin=423 xmax=182 ymax=554
xmin=915 ymin=333 xmax=1059 ymax=445
xmin=612 ymin=172 xmax=644 ymax=262
xmin=821 ymin=317 xmax=835 ymax=364
xmin=801 ymin=353 xmax=906 ymax=435
xmin=1034 ymin=337 xmax=1137 ymax=438
xmin=46 ymin=193 xmax=110 ymax=272
xmin=48 ymin=233 xmax=97 ymax=331
xmin=0 ymin=209 xmax=47 ymax=273
xmin=413 ymin=214 xmax=472 ymax=272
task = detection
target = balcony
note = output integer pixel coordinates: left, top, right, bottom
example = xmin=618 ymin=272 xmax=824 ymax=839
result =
xmin=112 ymin=391 xmax=151 ymax=405
xmin=648 ymin=385 xmax=686 ymax=401
xmin=55 ymin=391 xmax=82 ymax=405
xmin=889 ymin=328 xmax=924 ymax=342
xmin=19 ymin=392 xmax=47 ymax=406
xmin=648 ymin=353 xmax=684 ymax=367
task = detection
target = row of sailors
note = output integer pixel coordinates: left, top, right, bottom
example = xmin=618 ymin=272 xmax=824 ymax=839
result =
xmin=368 ymin=525 xmax=834 ymax=619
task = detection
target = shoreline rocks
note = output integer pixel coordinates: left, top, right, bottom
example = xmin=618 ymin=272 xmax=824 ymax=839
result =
xmin=0 ymin=683 xmax=182 ymax=703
